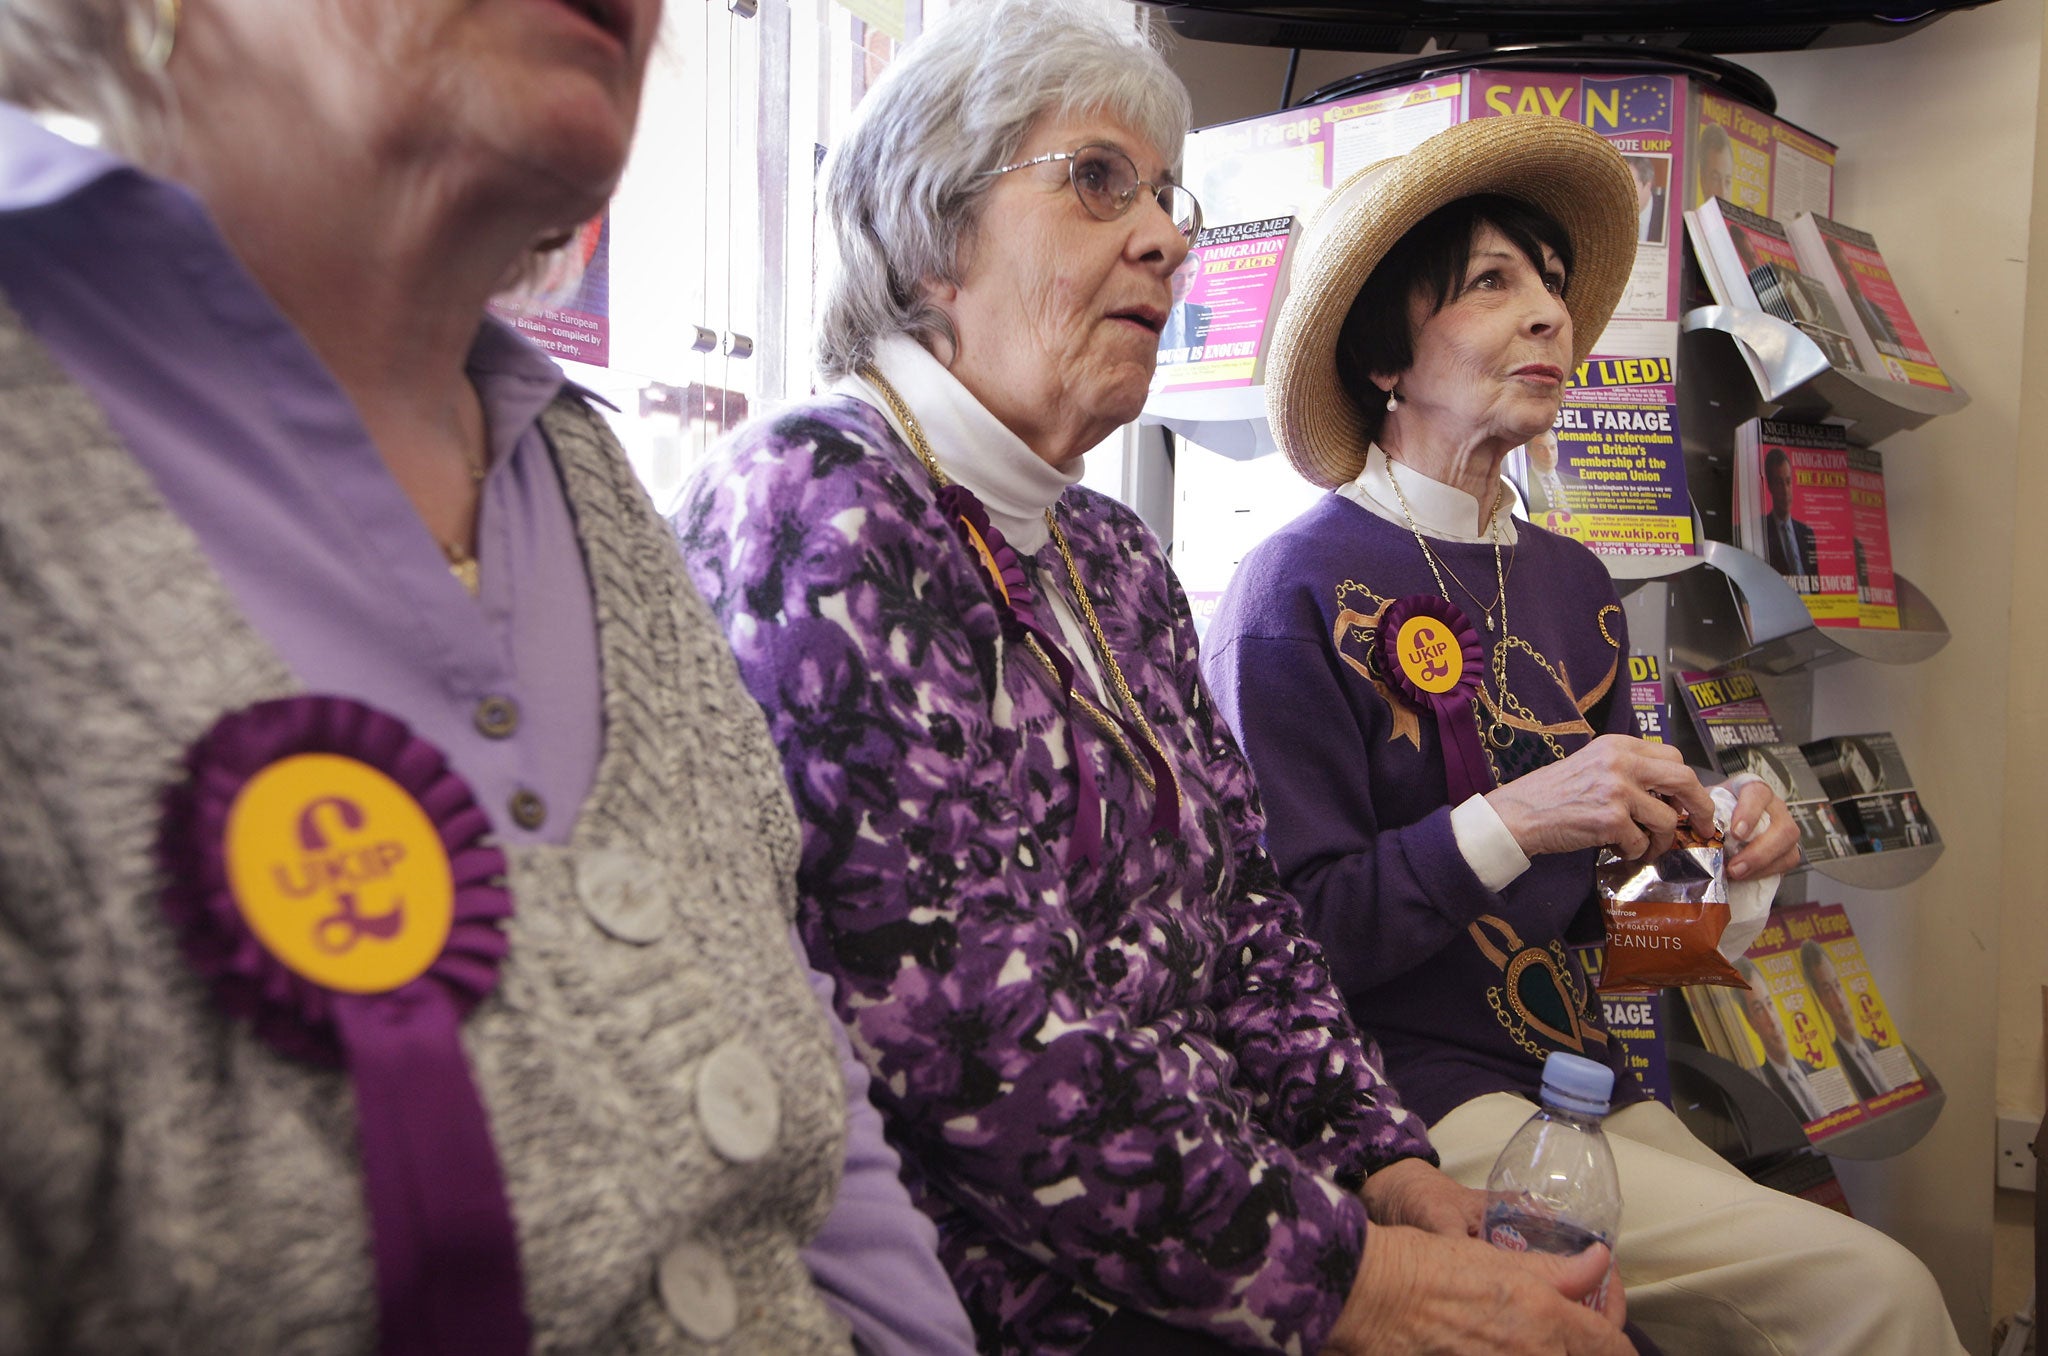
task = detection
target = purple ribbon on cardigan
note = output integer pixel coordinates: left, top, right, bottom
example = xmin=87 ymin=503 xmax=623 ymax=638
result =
xmin=1377 ymin=594 xmax=1494 ymax=807
xmin=936 ymin=484 xmax=1180 ymax=866
xmin=157 ymin=695 xmax=527 ymax=1355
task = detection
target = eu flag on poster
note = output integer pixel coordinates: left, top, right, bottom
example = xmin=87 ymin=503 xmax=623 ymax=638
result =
xmin=1583 ymin=75 xmax=1674 ymax=135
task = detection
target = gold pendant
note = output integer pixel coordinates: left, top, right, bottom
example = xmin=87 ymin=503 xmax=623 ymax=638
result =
xmin=442 ymin=540 xmax=481 ymax=597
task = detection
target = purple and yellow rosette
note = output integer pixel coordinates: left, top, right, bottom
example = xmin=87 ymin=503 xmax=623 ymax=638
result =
xmin=937 ymin=483 xmax=1037 ymax=640
xmin=1376 ymin=594 xmax=1494 ymax=806
xmin=157 ymin=696 xmax=527 ymax=1355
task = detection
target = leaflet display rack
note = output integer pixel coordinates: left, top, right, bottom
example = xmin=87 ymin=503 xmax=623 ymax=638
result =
xmin=1151 ymin=50 xmax=1962 ymax=1167
xmin=1646 ymin=317 xmax=1949 ymax=680
xmin=1597 ymin=118 xmax=1962 ymax=1162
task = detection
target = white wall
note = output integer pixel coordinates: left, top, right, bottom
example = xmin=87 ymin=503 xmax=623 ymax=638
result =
xmin=1159 ymin=7 xmax=2047 ymax=1349
xmin=1745 ymin=9 xmax=2041 ymax=1347
xmin=1994 ymin=0 xmax=2048 ymax=1326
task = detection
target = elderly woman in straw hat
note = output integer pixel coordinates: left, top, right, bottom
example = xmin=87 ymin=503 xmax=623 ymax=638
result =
xmin=678 ymin=4 xmax=1646 ymax=1353
xmin=0 ymin=1 xmax=985 ymax=1351
xmin=1204 ymin=116 xmax=1965 ymax=1355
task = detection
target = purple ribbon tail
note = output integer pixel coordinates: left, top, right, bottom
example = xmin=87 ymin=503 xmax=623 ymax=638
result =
xmin=1429 ymin=692 xmax=1494 ymax=807
xmin=1119 ymin=712 xmax=1181 ymax=837
xmin=336 ymin=991 xmax=530 ymax=1356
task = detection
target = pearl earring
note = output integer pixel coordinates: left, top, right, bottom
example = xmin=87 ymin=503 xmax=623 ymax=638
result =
xmin=129 ymin=0 xmax=180 ymax=72
xmin=1384 ymin=389 xmax=1400 ymax=413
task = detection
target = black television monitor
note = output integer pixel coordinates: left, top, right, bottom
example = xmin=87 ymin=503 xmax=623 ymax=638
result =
xmin=1133 ymin=0 xmax=2005 ymax=55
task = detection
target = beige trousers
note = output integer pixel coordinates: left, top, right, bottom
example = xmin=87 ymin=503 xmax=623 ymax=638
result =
xmin=1431 ymin=1092 xmax=1967 ymax=1356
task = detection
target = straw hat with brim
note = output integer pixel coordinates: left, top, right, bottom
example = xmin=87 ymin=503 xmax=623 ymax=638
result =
xmin=1265 ymin=116 xmax=1640 ymax=490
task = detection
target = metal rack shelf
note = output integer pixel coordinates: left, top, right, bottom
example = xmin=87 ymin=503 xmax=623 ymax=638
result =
xmin=1803 ymin=842 xmax=1946 ymax=891
xmin=1139 ymin=384 xmax=1273 ymax=462
xmin=1668 ymin=1031 xmax=1945 ymax=1163
xmin=1640 ymin=540 xmax=1949 ymax=676
xmin=1679 ymin=306 xmax=1970 ymax=447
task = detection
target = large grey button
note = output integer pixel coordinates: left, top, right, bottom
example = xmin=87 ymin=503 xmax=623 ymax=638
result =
xmin=697 ymin=1040 xmax=780 ymax=1164
xmin=508 ymin=788 xmax=546 ymax=830
xmin=474 ymin=695 xmax=519 ymax=739
xmin=576 ymin=850 xmax=670 ymax=944
xmin=657 ymin=1241 xmax=737 ymax=1342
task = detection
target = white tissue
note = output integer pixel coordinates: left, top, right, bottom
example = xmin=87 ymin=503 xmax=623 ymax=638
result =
xmin=1711 ymin=782 xmax=1778 ymax=964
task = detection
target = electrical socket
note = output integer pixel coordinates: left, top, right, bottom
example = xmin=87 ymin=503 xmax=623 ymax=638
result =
xmin=1996 ymin=1115 xmax=2038 ymax=1192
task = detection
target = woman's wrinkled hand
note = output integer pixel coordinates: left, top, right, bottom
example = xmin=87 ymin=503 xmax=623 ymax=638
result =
xmin=1318 ymin=1224 xmax=1634 ymax=1356
xmin=1359 ymin=1158 xmax=1481 ymax=1239
xmin=1484 ymin=735 xmax=1714 ymax=863
xmin=1723 ymin=776 xmax=1802 ymax=882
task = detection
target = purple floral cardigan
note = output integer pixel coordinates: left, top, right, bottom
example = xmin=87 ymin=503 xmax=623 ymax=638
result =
xmin=676 ymin=396 xmax=1433 ymax=1355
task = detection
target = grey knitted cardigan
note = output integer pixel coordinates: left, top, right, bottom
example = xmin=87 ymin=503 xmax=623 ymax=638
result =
xmin=0 ymin=297 xmax=854 ymax=1354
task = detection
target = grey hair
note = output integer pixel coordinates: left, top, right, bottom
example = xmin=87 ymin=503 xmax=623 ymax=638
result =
xmin=0 ymin=0 xmax=175 ymax=160
xmin=816 ymin=0 xmax=1191 ymax=381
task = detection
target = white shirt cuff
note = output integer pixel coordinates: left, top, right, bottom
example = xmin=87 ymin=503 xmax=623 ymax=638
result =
xmin=1450 ymin=793 xmax=1530 ymax=893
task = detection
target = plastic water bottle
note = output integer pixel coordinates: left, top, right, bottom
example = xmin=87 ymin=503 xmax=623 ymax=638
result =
xmin=1483 ymin=1051 xmax=1623 ymax=1309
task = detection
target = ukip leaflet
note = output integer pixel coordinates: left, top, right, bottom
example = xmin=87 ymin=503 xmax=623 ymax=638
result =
xmin=1628 ymin=653 xmax=1671 ymax=744
xmin=488 ymin=212 xmax=611 ymax=367
xmin=1600 ymin=987 xmax=1672 ymax=1106
xmin=1522 ymin=356 xmax=1695 ymax=558
xmin=1733 ymin=911 xmax=1868 ymax=1144
xmin=1787 ymin=903 xmax=1932 ymax=1118
xmin=1152 ymin=217 xmax=1297 ymax=393
xmin=1675 ymin=666 xmax=1779 ymax=769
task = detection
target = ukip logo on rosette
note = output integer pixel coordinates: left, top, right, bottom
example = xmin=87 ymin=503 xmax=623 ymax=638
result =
xmin=1398 ymin=617 xmax=1460 ymax=691
xmin=1377 ymin=594 xmax=1495 ymax=804
xmin=225 ymin=755 xmax=455 ymax=992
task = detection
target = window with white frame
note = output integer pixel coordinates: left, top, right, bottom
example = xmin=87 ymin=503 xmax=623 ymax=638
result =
xmin=562 ymin=0 xmax=954 ymax=512
xmin=563 ymin=0 xmax=1160 ymax=521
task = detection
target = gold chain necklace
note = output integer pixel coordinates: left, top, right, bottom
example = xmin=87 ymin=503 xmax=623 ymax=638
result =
xmin=441 ymin=442 xmax=490 ymax=597
xmin=1045 ymin=511 xmax=1184 ymax=810
xmin=857 ymin=365 xmax=1178 ymax=803
xmin=1382 ymin=455 xmax=1510 ymax=634
xmin=1382 ymin=457 xmax=1570 ymax=768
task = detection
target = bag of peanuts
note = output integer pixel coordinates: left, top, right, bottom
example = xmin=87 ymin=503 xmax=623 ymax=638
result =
xmin=1594 ymin=803 xmax=1746 ymax=993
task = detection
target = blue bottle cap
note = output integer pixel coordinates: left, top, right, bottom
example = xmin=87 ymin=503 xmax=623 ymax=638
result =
xmin=1539 ymin=1052 xmax=1615 ymax=1116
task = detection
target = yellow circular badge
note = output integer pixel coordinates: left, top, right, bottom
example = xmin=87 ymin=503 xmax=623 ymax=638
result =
xmin=1395 ymin=615 xmax=1464 ymax=695
xmin=222 ymin=753 xmax=455 ymax=994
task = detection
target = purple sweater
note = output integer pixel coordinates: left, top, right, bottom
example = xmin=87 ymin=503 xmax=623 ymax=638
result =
xmin=678 ymin=397 xmax=1435 ymax=1356
xmin=1203 ymin=492 xmax=1645 ymax=1126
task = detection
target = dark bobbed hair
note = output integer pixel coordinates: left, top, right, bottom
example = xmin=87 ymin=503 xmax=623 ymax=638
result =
xmin=1333 ymin=193 xmax=1574 ymax=445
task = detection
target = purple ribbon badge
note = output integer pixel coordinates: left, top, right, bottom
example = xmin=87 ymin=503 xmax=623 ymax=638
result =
xmin=1376 ymin=594 xmax=1494 ymax=806
xmin=158 ymin=695 xmax=527 ymax=1355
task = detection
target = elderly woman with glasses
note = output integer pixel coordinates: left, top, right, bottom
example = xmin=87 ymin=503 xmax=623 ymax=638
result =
xmin=678 ymin=3 xmax=1636 ymax=1354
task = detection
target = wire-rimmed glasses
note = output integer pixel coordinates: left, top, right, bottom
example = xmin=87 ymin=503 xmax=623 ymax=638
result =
xmin=978 ymin=143 xmax=1202 ymax=241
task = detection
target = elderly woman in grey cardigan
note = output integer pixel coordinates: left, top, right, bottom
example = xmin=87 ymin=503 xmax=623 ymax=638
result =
xmin=677 ymin=2 xmax=1634 ymax=1354
xmin=0 ymin=1 xmax=976 ymax=1352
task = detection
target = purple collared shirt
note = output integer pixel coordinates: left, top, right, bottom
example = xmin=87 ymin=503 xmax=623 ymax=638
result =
xmin=0 ymin=101 xmax=973 ymax=1356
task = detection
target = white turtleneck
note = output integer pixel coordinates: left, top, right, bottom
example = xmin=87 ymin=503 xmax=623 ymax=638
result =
xmin=834 ymin=334 xmax=1110 ymax=702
